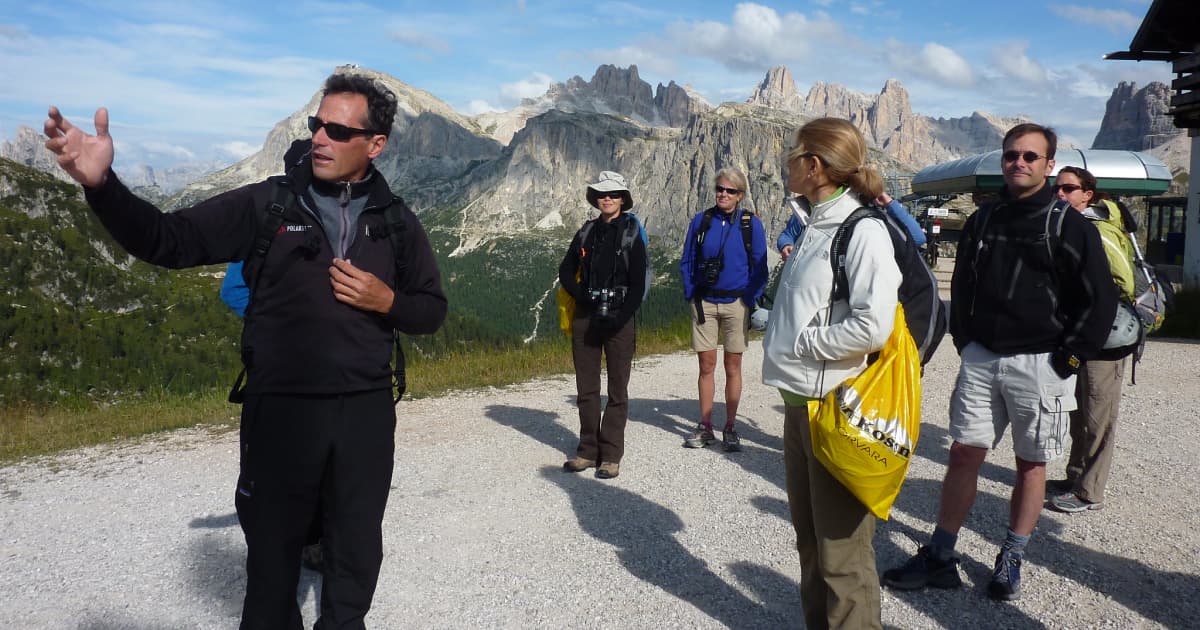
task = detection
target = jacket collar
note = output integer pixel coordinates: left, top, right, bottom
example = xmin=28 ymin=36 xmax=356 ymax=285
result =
xmin=997 ymin=181 xmax=1056 ymax=214
xmin=289 ymin=161 xmax=394 ymax=208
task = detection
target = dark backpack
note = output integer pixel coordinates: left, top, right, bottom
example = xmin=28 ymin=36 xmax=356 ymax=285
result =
xmin=228 ymin=177 xmax=413 ymax=404
xmin=830 ymin=206 xmax=948 ymax=365
xmin=576 ymin=212 xmax=651 ymax=303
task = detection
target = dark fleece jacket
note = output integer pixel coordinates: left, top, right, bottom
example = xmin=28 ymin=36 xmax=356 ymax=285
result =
xmin=949 ymin=182 xmax=1116 ymax=360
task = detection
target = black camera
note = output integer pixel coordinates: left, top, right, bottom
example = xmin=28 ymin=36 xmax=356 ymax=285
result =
xmin=701 ymin=257 xmax=723 ymax=286
xmin=588 ymin=287 xmax=626 ymax=321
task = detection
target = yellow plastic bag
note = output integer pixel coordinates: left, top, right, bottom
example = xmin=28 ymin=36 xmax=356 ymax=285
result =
xmin=557 ymin=268 xmax=582 ymax=336
xmin=807 ymin=303 xmax=922 ymax=520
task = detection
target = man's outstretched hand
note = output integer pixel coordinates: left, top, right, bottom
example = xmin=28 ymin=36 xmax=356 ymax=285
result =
xmin=43 ymin=106 xmax=113 ymax=189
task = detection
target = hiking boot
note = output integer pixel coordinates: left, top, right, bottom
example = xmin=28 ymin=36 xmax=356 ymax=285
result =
xmin=880 ymin=545 xmax=962 ymax=590
xmin=562 ymin=457 xmax=596 ymax=473
xmin=1045 ymin=478 xmax=1075 ymax=495
xmin=722 ymin=428 xmax=742 ymax=452
xmin=596 ymin=462 xmax=620 ymax=479
xmin=683 ymin=425 xmax=716 ymax=448
xmin=988 ymin=550 xmax=1022 ymax=601
xmin=1050 ymin=492 xmax=1104 ymax=513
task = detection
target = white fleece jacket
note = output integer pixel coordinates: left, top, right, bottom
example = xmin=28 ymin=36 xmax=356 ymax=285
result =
xmin=761 ymin=189 xmax=901 ymax=398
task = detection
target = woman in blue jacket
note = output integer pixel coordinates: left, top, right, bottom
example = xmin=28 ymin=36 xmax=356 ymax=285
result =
xmin=678 ymin=167 xmax=768 ymax=452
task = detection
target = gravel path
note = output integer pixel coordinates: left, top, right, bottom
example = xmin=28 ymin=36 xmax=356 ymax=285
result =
xmin=2 ymin=337 xmax=1198 ymax=629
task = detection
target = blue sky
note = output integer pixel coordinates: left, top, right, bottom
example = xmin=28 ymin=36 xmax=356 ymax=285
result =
xmin=0 ymin=1 xmax=1173 ymax=171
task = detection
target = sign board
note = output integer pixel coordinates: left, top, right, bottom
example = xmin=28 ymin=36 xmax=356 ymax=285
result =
xmin=927 ymin=207 xmax=950 ymax=217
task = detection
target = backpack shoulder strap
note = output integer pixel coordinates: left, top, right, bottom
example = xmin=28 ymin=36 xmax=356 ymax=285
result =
xmin=229 ymin=176 xmax=294 ymax=404
xmin=830 ymin=206 xmax=881 ymax=302
xmin=382 ymin=196 xmax=410 ymax=280
xmin=378 ymin=195 xmax=414 ymax=404
xmin=246 ymin=177 xmax=294 ymax=310
xmin=696 ymin=208 xmax=716 ymax=249
xmin=739 ymin=209 xmax=754 ymax=255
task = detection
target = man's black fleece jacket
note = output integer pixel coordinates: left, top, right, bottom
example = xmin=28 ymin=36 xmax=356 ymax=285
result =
xmin=949 ymin=183 xmax=1116 ymax=361
xmin=84 ymin=165 xmax=447 ymax=396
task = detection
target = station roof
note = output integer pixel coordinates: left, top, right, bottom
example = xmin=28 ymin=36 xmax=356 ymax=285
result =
xmin=1104 ymin=0 xmax=1198 ymax=61
xmin=910 ymin=149 xmax=1173 ymax=197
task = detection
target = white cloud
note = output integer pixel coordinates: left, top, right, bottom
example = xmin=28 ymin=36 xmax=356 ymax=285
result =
xmin=388 ymin=29 xmax=451 ymax=54
xmin=991 ymin=41 xmax=1048 ymax=84
xmin=498 ymin=72 xmax=554 ymax=105
xmin=662 ymin=3 xmax=843 ymax=71
xmin=217 ymin=141 xmax=259 ymax=160
xmin=886 ymin=40 xmax=975 ymax=87
xmin=584 ymin=46 xmax=678 ymax=78
xmin=140 ymin=141 xmax=196 ymax=160
xmin=463 ymin=99 xmax=500 ymax=115
xmin=1049 ymin=5 xmax=1141 ymax=34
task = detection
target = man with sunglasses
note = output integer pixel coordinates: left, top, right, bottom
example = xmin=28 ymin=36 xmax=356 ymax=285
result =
xmin=43 ymin=72 xmax=447 ymax=629
xmin=882 ymin=123 xmax=1115 ymax=602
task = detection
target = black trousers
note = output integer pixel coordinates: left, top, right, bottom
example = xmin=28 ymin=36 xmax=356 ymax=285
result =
xmin=235 ymin=389 xmax=396 ymax=630
xmin=570 ymin=316 xmax=636 ymax=464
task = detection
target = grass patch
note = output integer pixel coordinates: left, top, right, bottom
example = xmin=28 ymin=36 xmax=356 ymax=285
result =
xmin=0 ymin=322 xmax=694 ymax=465
xmin=0 ymin=389 xmax=237 ymax=463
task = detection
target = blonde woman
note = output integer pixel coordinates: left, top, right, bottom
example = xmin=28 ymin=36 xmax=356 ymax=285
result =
xmin=762 ymin=118 xmax=901 ymax=630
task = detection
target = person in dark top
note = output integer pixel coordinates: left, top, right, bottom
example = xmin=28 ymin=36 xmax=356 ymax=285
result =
xmin=558 ymin=171 xmax=648 ymax=480
xmin=44 ymin=72 xmax=446 ymax=629
xmin=881 ymin=123 xmax=1116 ymax=602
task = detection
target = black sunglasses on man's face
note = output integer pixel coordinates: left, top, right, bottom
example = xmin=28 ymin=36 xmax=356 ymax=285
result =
xmin=1002 ymin=150 xmax=1046 ymax=164
xmin=308 ymin=116 xmax=378 ymax=142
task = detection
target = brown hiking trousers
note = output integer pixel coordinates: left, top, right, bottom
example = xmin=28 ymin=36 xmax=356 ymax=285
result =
xmin=1067 ymin=358 xmax=1125 ymax=503
xmin=570 ymin=316 xmax=636 ymax=465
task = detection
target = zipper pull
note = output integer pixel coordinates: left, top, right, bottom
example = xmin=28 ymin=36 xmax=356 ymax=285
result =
xmin=340 ymin=181 xmax=350 ymax=207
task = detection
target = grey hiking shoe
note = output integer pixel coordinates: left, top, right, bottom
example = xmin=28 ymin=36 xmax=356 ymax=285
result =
xmin=683 ymin=425 xmax=716 ymax=448
xmin=880 ymin=545 xmax=962 ymax=590
xmin=988 ymin=549 xmax=1022 ymax=601
xmin=1050 ymin=491 xmax=1103 ymax=513
xmin=722 ymin=428 xmax=742 ymax=452
xmin=1045 ymin=478 xmax=1075 ymax=495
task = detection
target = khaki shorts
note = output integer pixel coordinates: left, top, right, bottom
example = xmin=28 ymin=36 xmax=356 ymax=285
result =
xmin=691 ymin=300 xmax=749 ymax=353
xmin=948 ymin=342 xmax=1077 ymax=462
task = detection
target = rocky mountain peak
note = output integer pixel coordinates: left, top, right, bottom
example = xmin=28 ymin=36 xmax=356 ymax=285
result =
xmin=1092 ymin=81 xmax=1176 ymax=150
xmin=476 ymin=64 xmax=710 ymax=145
xmin=747 ymin=66 xmax=802 ymax=110
xmin=1 ymin=126 xmax=73 ymax=184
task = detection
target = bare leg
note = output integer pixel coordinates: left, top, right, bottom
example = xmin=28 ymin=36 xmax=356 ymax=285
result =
xmin=722 ymin=351 xmax=743 ymax=427
xmin=935 ymin=442 xmax=989 ymax=534
xmin=697 ymin=350 xmax=717 ymax=425
xmin=1010 ymin=457 xmax=1046 ymax=536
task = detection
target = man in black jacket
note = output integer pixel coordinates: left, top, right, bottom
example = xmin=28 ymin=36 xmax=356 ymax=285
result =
xmin=882 ymin=123 xmax=1116 ymax=602
xmin=44 ymin=73 xmax=446 ymax=629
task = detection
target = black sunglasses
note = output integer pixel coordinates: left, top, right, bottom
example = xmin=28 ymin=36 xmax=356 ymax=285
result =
xmin=1054 ymin=184 xmax=1083 ymax=193
xmin=594 ymin=191 xmax=624 ymax=200
xmin=715 ymin=185 xmax=742 ymax=195
xmin=308 ymin=116 xmax=378 ymax=142
xmin=1002 ymin=150 xmax=1046 ymax=164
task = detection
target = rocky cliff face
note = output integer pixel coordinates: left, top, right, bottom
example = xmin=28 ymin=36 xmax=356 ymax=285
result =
xmin=1092 ymin=82 xmax=1176 ymax=150
xmin=1092 ymin=81 xmax=1188 ymax=173
xmin=747 ymin=66 xmax=1025 ymax=167
xmin=168 ymin=65 xmax=503 ymax=209
xmin=1 ymin=126 xmax=75 ymax=185
xmin=1 ymin=123 xmax=223 ymax=196
xmin=472 ymin=65 xmax=713 ymax=145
